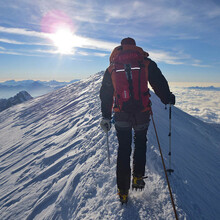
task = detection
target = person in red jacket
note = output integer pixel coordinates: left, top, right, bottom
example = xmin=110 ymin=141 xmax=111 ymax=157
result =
xmin=100 ymin=37 xmax=175 ymax=204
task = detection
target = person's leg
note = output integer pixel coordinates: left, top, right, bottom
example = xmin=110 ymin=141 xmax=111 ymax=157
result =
xmin=116 ymin=127 xmax=132 ymax=191
xmin=132 ymin=111 xmax=150 ymax=180
xmin=133 ymin=129 xmax=148 ymax=177
xmin=115 ymin=112 xmax=132 ymax=192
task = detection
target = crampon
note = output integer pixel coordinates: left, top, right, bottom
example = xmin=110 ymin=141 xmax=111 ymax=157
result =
xmin=132 ymin=176 xmax=148 ymax=191
xmin=118 ymin=189 xmax=128 ymax=205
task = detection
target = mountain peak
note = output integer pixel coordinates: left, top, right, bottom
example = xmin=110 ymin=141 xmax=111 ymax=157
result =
xmin=0 ymin=90 xmax=33 ymax=112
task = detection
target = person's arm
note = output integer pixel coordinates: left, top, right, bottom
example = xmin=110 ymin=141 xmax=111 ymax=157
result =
xmin=100 ymin=69 xmax=114 ymax=119
xmin=148 ymin=60 xmax=172 ymax=105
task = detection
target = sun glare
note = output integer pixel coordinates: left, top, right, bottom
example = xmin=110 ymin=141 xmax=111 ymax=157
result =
xmin=51 ymin=28 xmax=74 ymax=54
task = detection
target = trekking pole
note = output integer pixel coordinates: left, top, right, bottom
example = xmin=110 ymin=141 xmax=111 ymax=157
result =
xmin=167 ymin=104 xmax=174 ymax=175
xmin=151 ymin=111 xmax=178 ymax=220
xmin=106 ymin=131 xmax=110 ymax=166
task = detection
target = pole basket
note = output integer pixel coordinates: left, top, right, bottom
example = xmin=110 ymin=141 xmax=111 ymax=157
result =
xmin=167 ymin=169 xmax=174 ymax=175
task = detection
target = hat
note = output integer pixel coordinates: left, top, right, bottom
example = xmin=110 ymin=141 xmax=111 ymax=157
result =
xmin=121 ymin=37 xmax=136 ymax=46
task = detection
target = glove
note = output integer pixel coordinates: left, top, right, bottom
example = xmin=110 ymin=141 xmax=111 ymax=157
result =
xmin=169 ymin=93 xmax=175 ymax=105
xmin=100 ymin=118 xmax=111 ymax=133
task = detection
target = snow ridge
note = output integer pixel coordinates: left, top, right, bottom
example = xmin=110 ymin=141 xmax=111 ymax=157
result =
xmin=0 ymin=72 xmax=219 ymax=220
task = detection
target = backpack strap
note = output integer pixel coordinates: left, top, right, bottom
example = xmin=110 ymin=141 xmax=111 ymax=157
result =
xmin=144 ymin=59 xmax=150 ymax=82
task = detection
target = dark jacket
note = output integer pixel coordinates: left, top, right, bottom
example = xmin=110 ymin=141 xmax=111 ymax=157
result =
xmin=100 ymin=58 xmax=171 ymax=119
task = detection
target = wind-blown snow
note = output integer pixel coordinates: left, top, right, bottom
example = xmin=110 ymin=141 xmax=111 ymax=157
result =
xmin=0 ymin=72 xmax=219 ymax=220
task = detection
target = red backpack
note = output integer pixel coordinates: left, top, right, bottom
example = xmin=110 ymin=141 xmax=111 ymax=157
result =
xmin=108 ymin=45 xmax=151 ymax=114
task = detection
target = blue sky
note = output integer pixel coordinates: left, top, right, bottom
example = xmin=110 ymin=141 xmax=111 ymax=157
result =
xmin=0 ymin=0 xmax=220 ymax=82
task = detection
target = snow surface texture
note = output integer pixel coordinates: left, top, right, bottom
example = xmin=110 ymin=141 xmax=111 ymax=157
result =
xmin=0 ymin=72 xmax=220 ymax=220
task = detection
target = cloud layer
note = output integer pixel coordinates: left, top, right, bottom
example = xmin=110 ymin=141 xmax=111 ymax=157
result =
xmin=170 ymin=83 xmax=220 ymax=124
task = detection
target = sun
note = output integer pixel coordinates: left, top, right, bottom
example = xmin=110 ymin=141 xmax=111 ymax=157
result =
xmin=50 ymin=28 xmax=74 ymax=54
xmin=41 ymin=10 xmax=76 ymax=54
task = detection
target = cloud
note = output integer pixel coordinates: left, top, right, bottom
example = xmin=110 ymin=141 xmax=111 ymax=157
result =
xmin=0 ymin=38 xmax=24 ymax=45
xmin=0 ymin=26 xmax=117 ymax=52
xmin=93 ymin=52 xmax=109 ymax=57
xmin=0 ymin=50 xmax=24 ymax=56
xmin=170 ymin=83 xmax=220 ymax=123
xmin=75 ymin=37 xmax=117 ymax=51
xmin=0 ymin=25 xmax=115 ymax=57
xmin=170 ymin=34 xmax=200 ymax=40
xmin=2 ymin=1 xmax=220 ymax=39
xmin=0 ymin=25 xmax=187 ymax=64
xmin=0 ymin=38 xmax=50 ymax=46
xmin=103 ymin=1 xmax=193 ymax=28
xmin=149 ymin=50 xmax=185 ymax=65
xmin=191 ymin=63 xmax=211 ymax=68
xmin=34 ymin=49 xmax=62 ymax=54
xmin=191 ymin=59 xmax=211 ymax=68
xmin=77 ymin=51 xmax=89 ymax=56
xmin=0 ymin=26 xmax=208 ymax=67
xmin=148 ymin=49 xmax=210 ymax=67
xmin=77 ymin=51 xmax=109 ymax=57
xmin=0 ymin=26 xmax=49 ymax=38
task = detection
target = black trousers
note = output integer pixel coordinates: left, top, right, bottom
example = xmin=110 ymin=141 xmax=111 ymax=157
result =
xmin=114 ymin=112 xmax=150 ymax=191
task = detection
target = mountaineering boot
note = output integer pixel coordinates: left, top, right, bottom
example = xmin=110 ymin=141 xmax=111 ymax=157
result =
xmin=132 ymin=176 xmax=146 ymax=190
xmin=118 ymin=189 xmax=128 ymax=204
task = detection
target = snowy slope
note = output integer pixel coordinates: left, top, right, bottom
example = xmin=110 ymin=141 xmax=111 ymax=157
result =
xmin=0 ymin=72 xmax=220 ymax=220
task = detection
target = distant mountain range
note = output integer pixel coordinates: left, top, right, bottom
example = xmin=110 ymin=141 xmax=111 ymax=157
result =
xmin=0 ymin=79 xmax=79 ymax=98
xmin=188 ymin=86 xmax=220 ymax=91
xmin=0 ymin=91 xmax=33 ymax=112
